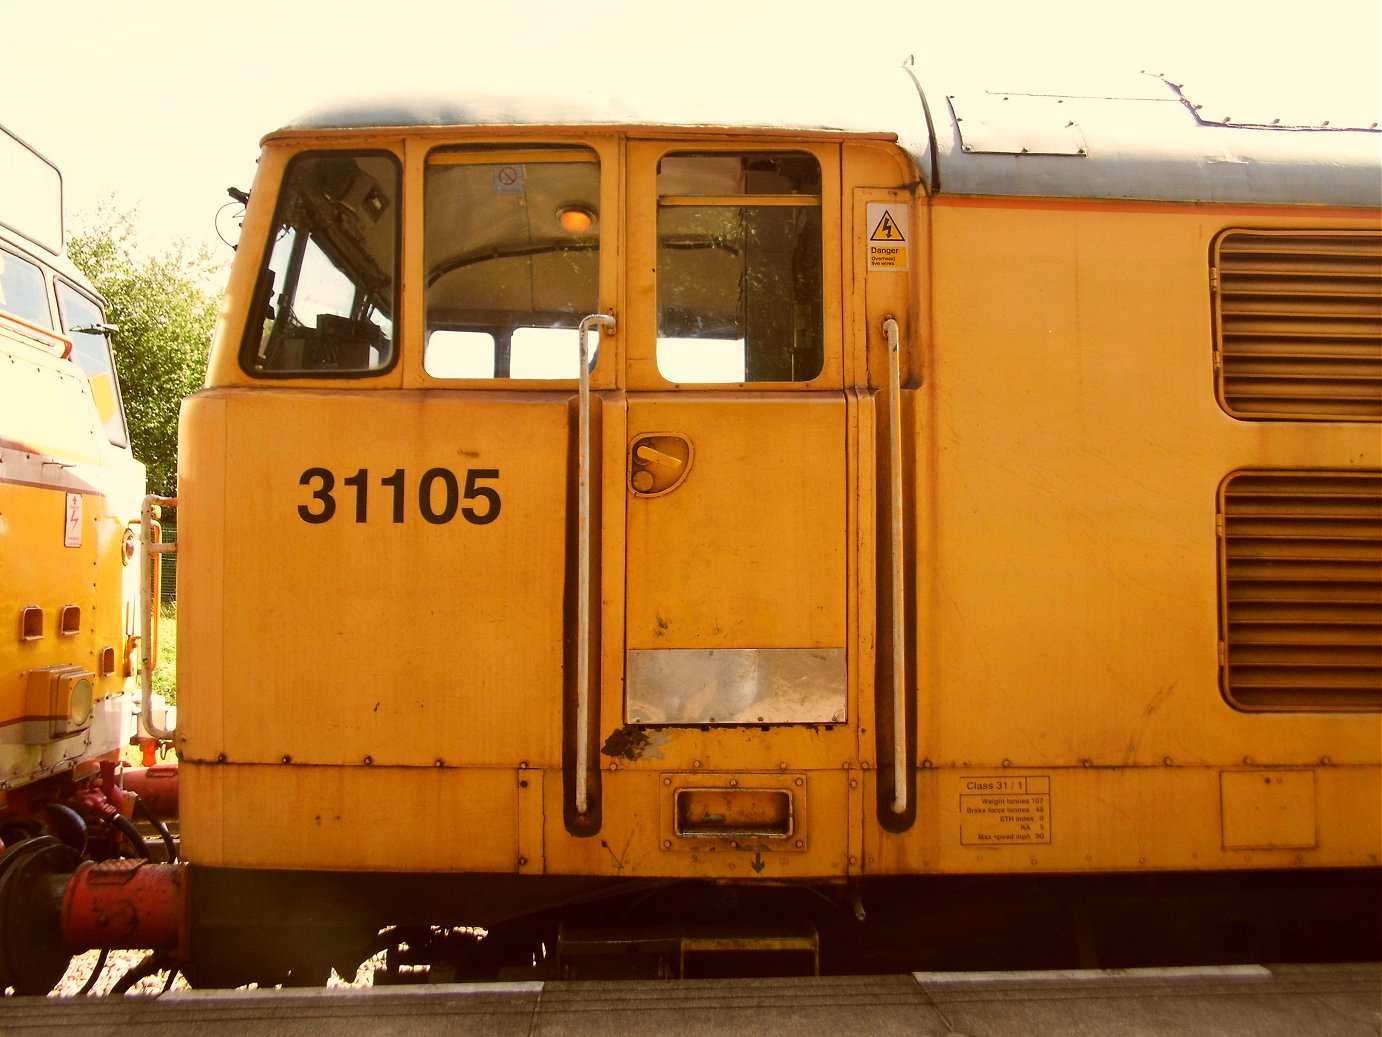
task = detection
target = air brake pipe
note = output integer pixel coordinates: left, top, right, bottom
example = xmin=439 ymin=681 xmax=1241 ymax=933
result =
xmin=574 ymin=313 xmax=615 ymax=816
xmin=120 ymin=764 xmax=180 ymax=821
xmin=60 ymin=859 xmax=189 ymax=958
xmin=883 ymin=317 xmax=908 ymax=815
xmin=139 ymin=494 xmax=178 ymax=739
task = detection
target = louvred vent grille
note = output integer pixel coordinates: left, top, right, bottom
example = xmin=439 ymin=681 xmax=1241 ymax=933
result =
xmin=1220 ymin=470 xmax=1382 ymax=711
xmin=1213 ymin=230 xmax=1381 ymax=421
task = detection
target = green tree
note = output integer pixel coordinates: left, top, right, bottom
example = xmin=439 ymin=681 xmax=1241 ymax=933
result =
xmin=67 ymin=211 xmax=219 ymax=497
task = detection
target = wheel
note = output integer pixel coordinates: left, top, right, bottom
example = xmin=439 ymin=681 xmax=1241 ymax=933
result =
xmin=0 ymin=837 xmax=80 ymax=995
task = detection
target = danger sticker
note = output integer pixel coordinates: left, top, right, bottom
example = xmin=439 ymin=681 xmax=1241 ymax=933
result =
xmin=866 ymin=202 xmax=908 ymax=271
xmin=959 ymin=775 xmax=1051 ymax=845
xmin=64 ymin=492 xmax=82 ymax=548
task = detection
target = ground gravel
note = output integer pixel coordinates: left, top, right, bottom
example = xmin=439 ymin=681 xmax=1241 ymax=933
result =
xmin=48 ymin=950 xmax=188 ymax=997
xmin=45 ymin=950 xmax=386 ymax=997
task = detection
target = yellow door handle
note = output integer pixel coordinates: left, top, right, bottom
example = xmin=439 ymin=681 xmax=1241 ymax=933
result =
xmin=635 ymin=444 xmax=683 ymax=469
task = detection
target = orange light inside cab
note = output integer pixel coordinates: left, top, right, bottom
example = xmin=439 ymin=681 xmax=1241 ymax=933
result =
xmin=556 ymin=206 xmax=596 ymax=233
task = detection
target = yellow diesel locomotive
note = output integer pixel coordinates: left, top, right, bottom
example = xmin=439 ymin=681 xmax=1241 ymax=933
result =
xmin=11 ymin=66 xmax=1381 ymax=989
xmin=0 ymin=124 xmax=158 ymax=993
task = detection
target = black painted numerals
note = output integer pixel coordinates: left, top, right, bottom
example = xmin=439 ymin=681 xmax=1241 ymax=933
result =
xmin=299 ymin=467 xmax=337 ymax=524
xmin=298 ymin=467 xmax=501 ymax=525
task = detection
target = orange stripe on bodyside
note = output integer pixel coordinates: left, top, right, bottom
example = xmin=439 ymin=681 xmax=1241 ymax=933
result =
xmin=929 ymin=195 xmax=1381 ymax=220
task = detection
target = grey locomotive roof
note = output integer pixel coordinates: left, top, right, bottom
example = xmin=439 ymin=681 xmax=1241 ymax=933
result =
xmin=280 ymin=65 xmax=1382 ymax=208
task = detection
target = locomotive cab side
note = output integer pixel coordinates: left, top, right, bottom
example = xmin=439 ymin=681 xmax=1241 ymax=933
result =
xmin=20 ymin=67 xmax=1382 ymax=988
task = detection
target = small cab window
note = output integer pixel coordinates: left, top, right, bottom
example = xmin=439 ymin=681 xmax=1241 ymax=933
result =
xmin=424 ymin=150 xmax=601 ymax=380
xmin=245 ymin=153 xmax=399 ymax=376
xmin=657 ymin=152 xmax=822 ymax=383
xmin=56 ymin=281 xmax=129 ymax=447
xmin=0 ymin=245 xmax=53 ymax=328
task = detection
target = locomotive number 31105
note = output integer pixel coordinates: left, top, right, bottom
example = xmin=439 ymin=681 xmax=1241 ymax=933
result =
xmin=298 ymin=467 xmax=501 ymax=526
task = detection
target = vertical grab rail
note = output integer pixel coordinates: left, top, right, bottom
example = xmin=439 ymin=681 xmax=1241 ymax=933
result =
xmin=883 ymin=317 xmax=908 ymax=815
xmin=140 ymin=493 xmax=178 ymax=739
xmin=575 ymin=313 xmax=615 ymax=815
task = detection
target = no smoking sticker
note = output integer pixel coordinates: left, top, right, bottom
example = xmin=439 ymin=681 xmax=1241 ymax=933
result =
xmin=866 ymin=202 xmax=908 ymax=271
xmin=493 ymin=165 xmax=524 ymax=194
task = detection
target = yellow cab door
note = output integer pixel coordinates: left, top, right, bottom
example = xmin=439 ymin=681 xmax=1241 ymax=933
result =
xmin=597 ymin=141 xmax=860 ymax=879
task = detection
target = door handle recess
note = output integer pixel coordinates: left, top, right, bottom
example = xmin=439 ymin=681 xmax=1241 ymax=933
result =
xmin=629 ymin=434 xmax=693 ymax=496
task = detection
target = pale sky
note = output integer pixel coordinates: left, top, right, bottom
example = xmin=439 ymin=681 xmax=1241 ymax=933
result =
xmin=2 ymin=0 xmax=1378 ymax=270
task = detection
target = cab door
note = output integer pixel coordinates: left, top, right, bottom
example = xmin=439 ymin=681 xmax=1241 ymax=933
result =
xmin=623 ymin=143 xmax=849 ymax=724
xmin=602 ymin=142 xmax=858 ymax=875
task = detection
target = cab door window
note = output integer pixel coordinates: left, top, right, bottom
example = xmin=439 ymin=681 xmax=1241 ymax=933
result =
xmin=656 ymin=152 xmax=823 ymax=383
xmin=424 ymin=150 xmax=601 ymax=380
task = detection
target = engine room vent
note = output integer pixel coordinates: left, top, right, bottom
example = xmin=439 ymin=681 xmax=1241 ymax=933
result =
xmin=1212 ymin=229 xmax=1381 ymax=421
xmin=1220 ymin=470 xmax=1382 ymax=711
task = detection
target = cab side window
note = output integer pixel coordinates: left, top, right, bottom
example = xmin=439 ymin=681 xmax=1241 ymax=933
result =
xmin=244 ymin=153 xmax=399 ymax=376
xmin=424 ymin=150 xmax=601 ymax=380
xmin=656 ymin=152 xmax=822 ymax=383
xmin=0 ymin=245 xmax=53 ymax=328
xmin=56 ymin=281 xmax=129 ymax=447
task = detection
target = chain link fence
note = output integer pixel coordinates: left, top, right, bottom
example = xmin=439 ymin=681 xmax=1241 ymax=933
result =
xmin=157 ymin=518 xmax=178 ymax=605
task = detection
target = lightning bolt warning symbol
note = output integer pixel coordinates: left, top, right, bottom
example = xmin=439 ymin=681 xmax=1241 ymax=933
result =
xmin=870 ymin=210 xmax=903 ymax=241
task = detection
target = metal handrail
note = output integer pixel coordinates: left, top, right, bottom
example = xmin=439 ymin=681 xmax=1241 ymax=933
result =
xmin=140 ymin=494 xmax=178 ymax=740
xmin=883 ymin=317 xmax=908 ymax=815
xmin=575 ymin=314 xmax=615 ymax=815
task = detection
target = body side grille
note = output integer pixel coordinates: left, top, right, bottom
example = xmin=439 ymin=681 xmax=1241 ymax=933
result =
xmin=1220 ymin=470 xmax=1382 ymax=711
xmin=1213 ymin=230 xmax=1381 ymax=421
